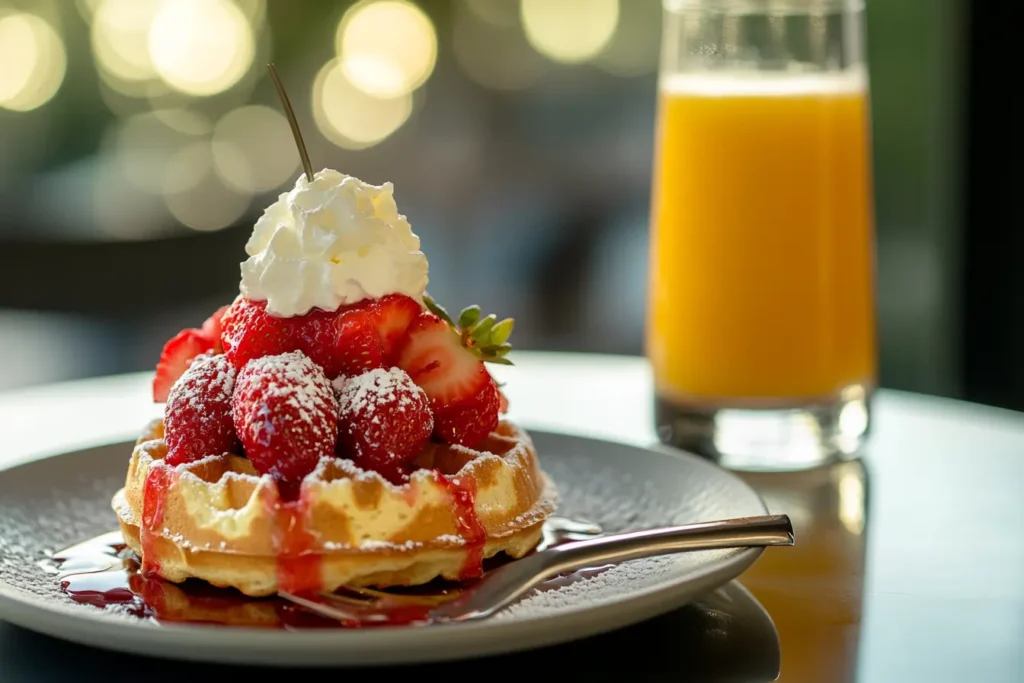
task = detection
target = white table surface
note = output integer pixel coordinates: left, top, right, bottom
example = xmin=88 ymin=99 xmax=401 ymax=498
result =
xmin=2 ymin=351 xmax=1023 ymax=681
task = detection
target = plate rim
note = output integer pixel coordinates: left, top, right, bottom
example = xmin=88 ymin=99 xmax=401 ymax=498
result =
xmin=0 ymin=428 xmax=769 ymax=666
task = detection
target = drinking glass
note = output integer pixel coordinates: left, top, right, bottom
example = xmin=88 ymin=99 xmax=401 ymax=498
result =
xmin=647 ymin=0 xmax=876 ymax=470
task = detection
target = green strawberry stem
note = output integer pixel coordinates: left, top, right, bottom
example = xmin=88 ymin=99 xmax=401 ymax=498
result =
xmin=423 ymin=293 xmax=515 ymax=366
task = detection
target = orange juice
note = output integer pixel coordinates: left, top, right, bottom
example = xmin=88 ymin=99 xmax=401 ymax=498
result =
xmin=647 ymin=70 xmax=876 ymax=402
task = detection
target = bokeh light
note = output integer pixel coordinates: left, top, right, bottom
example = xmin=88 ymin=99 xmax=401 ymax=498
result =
xmin=75 ymin=0 xmax=102 ymax=23
xmin=453 ymin=1 xmax=547 ymax=91
xmin=163 ymin=169 xmax=252 ymax=232
xmin=594 ymin=0 xmax=660 ymax=77
xmin=91 ymin=0 xmax=160 ymax=86
xmin=211 ymin=105 xmax=299 ymax=193
xmin=112 ymin=109 xmax=211 ymax=195
xmin=335 ymin=0 xmax=437 ymax=99
xmin=520 ymin=0 xmax=620 ymax=64
xmin=234 ymin=0 xmax=266 ymax=26
xmin=464 ymin=0 xmax=518 ymax=27
xmin=148 ymin=0 xmax=255 ymax=96
xmin=163 ymin=139 xmax=213 ymax=195
xmin=0 ymin=13 xmax=67 ymax=112
xmin=313 ymin=59 xmax=413 ymax=150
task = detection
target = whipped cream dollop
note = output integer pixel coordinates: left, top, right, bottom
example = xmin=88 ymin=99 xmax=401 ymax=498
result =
xmin=240 ymin=169 xmax=429 ymax=317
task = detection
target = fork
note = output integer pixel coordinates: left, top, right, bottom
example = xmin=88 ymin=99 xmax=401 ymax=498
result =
xmin=280 ymin=514 xmax=794 ymax=625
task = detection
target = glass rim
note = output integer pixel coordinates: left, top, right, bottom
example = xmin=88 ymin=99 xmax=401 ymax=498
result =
xmin=662 ymin=0 xmax=866 ymax=13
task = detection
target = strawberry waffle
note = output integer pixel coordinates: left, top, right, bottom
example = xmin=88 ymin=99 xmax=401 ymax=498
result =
xmin=112 ymin=170 xmax=557 ymax=597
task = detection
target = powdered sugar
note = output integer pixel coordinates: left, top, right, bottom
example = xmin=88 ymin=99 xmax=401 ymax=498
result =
xmin=335 ymin=367 xmax=424 ymax=419
xmin=232 ymin=350 xmax=340 ymax=472
xmin=239 ymin=350 xmax=334 ymax=418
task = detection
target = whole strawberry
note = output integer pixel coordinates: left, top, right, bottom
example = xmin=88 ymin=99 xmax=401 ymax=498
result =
xmin=220 ymin=296 xmax=384 ymax=379
xmin=335 ymin=367 xmax=433 ymax=483
xmin=164 ymin=353 xmax=238 ymax=466
xmin=433 ymin=378 xmax=501 ymax=448
xmin=220 ymin=297 xmax=296 ymax=371
xmin=232 ymin=350 xmax=339 ymax=499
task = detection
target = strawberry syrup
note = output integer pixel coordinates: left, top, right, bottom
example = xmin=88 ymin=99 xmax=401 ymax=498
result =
xmin=49 ymin=516 xmax=605 ymax=629
xmin=140 ymin=464 xmax=178 ymax=575
xmin=269 ymin=489 xmax=324 ymax=595
xmin=437 ymin=474 xmax=487 ymax=580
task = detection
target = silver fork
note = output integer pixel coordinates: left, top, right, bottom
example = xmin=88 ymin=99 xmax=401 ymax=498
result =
xmin=280 ymin=514 xmax=794 ymax=625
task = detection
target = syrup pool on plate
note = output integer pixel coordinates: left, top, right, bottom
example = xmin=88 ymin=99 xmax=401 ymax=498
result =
xmin=43 ymin=517 xmax=607 ymax=629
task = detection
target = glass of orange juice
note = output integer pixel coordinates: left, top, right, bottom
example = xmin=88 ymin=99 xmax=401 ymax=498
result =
xmin=647 ymin=0 xmax=876 ymax=470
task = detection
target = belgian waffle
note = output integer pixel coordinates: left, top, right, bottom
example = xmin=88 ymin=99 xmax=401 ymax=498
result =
xmin=113 ymin=418 xmax=557 ymax=597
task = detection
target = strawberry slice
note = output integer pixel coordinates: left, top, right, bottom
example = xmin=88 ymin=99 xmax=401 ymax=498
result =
xmin=199 ymin=304 xmax=231 ymax=353
xmin=395 ymin=313 xmax=491 ymax=408
xmin=152 ymin=329 xmax=216 ymax=402
xmin=373 ymin=294 xmax=422 ymax=363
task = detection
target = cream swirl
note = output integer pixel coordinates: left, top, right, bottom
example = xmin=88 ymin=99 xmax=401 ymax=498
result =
xmin=240 ymin=169 xmax=429 ymax=317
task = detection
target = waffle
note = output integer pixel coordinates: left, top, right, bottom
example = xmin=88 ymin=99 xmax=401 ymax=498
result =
xmin=112 ymin=418 xmax=557 ymax=597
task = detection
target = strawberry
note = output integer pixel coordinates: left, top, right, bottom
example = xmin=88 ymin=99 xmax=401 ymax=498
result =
xmin=200 ymin=304 xmax=231 ymax=353
xmin=498 ymin=386 xmax=509 ymax=414
xmin=395 ymin=295 xmax=514 ymax=447
xmin=231 ymin=350 xmax=339 ymax=499
xmin=335 ymin=367 xmax=433 ymax=483
xmin=330 ymin=303 xmax=384 ymax=377
xmin=433 ymin=378 xmax=501 ymax=448
xmin=220 ymin=297 xmax=384 ymax=380
xmin=164 ymin=354 xmax=238 ymax=466
xmin=373 ymin=294 xmax=422 ymax=363
xmin=153 ymin=329 xmax=216 ymax=402
xmin=395 ymin=313 xmax=491 ymax=406
xmin=220 ymin=298 xmax=295 ymax=371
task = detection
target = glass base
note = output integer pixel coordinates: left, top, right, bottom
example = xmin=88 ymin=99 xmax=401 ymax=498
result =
xmin=654 ymin=384 xmax=872 ymax=472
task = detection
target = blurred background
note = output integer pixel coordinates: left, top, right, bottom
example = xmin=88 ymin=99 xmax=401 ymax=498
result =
xmin=0 ymin=0 xmax=1017 ymax=408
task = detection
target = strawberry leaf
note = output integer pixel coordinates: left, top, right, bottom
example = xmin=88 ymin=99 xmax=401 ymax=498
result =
xmin=458 ymin=305 xmax=481 ymax=329
xmin=490 ymin=318 xmax=514 ymax=345
xmin=423 ymin=293 xmax=455 ymax=327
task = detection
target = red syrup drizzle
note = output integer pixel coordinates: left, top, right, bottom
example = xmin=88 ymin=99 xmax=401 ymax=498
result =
xmin=51 ymin=517 xmax=607 ymax=629
xmin=437 ymin=474 xmax=487 ymax=580
xmin=140 ymin=463 xmax=178 ymax=575
xmin=267 ymin=483 xmax=323 ymax=595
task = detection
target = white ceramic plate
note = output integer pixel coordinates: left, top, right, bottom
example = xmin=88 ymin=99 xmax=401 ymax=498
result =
xmin=0 ymin=430 xmax=769 ymax=667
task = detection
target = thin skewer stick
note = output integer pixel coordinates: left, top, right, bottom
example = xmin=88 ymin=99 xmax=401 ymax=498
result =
xmin=267 ymin=63 xmax=314 ymax=182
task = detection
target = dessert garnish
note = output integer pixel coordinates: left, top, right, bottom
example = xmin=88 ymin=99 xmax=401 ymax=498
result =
xmin=99 ymin=64 xmax=557 ymax=604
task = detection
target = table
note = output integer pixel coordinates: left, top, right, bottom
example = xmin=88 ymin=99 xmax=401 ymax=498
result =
xmin=1 ymin=352 xmax=1022 ymax=681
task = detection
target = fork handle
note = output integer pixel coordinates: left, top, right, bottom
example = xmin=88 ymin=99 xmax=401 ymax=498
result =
xmin=545 ymin=514 xmax=794 ymax=577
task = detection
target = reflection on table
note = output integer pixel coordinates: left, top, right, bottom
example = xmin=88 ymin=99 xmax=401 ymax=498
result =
xmin=0 ymin=581 xmax=779 ymax=680
xmin=740 ymin=459 xmax=868 ymax=683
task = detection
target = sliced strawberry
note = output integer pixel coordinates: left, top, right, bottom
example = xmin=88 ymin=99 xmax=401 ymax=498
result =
xmin=433 ymin=378 xmax=501 ymax=448
xmin=199 ymin=304 xmax=231 ymax=353
xmin=164 ymin=354 xmax=238 ymax=466
xmin=232 ymin=350 xmax=338 ymax=499
xmin=395 ymin=313 xmax=491 ymax=408
xmin=373 ymin=294 xmax=422 ymax=363
xmin=153 ymin=329 xmax=216 ymax=403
